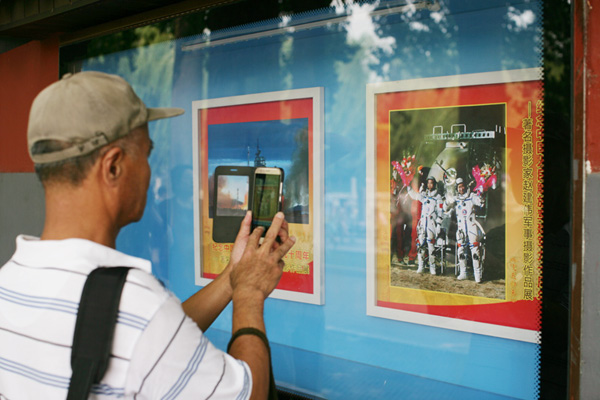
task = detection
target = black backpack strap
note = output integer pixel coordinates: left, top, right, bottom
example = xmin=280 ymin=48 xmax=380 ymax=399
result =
xmin=67 ymin=267 xmax=131 ymax=400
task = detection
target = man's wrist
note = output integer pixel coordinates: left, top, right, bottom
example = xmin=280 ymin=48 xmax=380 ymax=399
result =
xmin=227 ymin=327 xmax=269 ymax=353
xmin=218 ymin=264 xmax=234 ymax=297
xmin=232 ymin=287 xmax=265 ymax=304
xmin=232 ymin=289 xmax=266 ymax=332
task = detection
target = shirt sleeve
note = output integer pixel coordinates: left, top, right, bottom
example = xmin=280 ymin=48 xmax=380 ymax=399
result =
xmin=124 ymin=293 xmax=252 ymax=400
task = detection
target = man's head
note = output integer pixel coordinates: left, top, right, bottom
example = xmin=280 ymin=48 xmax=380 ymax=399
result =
xmin=456 ymin=178 xmax=466 ymax=194
xmin=28 ymin=71 xmax=183 ymax=186
xmin=28 ymin=72 xmax=184 ymax=232
xmin=426 ymin=176 xmax=436 ymax=191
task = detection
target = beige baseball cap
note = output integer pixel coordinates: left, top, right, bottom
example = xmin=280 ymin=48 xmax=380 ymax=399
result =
xmin=28 ymin=71 xmax=184 ymax=164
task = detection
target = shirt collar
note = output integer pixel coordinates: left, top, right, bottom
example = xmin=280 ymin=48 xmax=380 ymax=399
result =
xmin=11 ymin=235 xmax=152 ymax=274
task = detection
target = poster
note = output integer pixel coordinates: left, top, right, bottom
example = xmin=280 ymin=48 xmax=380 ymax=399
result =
xmin=366 ymin=69 xmax=543 ymax=342
xmin=192 ymin=88 xmax=324 ymax=304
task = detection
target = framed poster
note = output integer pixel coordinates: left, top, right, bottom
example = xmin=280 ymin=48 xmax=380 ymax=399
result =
xmin=192 ymin=88 xmax=324 ymax=304
xmin=366 ymin=69 xmax=543 ymax=342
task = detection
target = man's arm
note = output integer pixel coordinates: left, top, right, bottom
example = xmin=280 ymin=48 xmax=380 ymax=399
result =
xmin=228 ymin=213 xmax=295 ymax=400
xmin=434 ymin=195 xmax=444 ymax=226
xmin=443 ymin=192 xmax=455 ymax=213
xmin=472 ymin=191 xmax=484 ymax=207
xmin=181 ymin=264 xmax=233 ymax=332
xmin=180 ymin=211 xmax=251 ymax=331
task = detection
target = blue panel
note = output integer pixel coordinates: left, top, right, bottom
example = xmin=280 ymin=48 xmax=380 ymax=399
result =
xmin=206 ymin=327 xmax=521 ymax=400
xmin=84 ymin=1 xmax=543 ymax=398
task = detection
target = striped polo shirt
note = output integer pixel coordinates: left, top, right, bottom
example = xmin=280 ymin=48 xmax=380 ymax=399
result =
xmin=0 ymin=235 xmax=251 ymax=399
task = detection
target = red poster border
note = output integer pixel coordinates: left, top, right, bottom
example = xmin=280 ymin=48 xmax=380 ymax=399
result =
xmin=368 ymin=71 xmax=543 ymax=339
xmin=200 ymin=98 xmax=315 ymax=294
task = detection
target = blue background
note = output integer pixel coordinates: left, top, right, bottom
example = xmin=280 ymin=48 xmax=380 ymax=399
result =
xmin=84 ymin=1 xmax=543 ymax=398
xmin=207 ymin=119 xmax=307 ymax=174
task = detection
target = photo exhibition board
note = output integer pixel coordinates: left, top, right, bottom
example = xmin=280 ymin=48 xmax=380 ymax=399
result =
xmin=80 ymin=1 xmax=545 ymax=398
xmin=367 ymin=69 xmax=543 ymax=342
xmin=192 ymin=89 xmax=324 ymax=304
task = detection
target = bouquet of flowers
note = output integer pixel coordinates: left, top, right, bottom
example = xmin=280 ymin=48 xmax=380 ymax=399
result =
xmin=392 ymin=154 xmax=418 ymax=190
xmin=472 ymin=163 xmax=497 ymax=194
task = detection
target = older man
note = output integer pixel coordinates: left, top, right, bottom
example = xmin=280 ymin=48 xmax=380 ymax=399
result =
xmin=0 ymin=71 xmax=294 ymax=399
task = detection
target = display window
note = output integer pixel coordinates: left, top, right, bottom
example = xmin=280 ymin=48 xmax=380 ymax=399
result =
xmin=61 ymin=1 xmax=570 ymax=398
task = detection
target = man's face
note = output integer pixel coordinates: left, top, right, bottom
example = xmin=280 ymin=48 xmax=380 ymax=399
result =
xmin=427 ymin=179 xmax=435 ymax=190
xmin=457 ymin=182 xmax=466 ymax=194
xmin=121 ymin=125 xmax=152 ymax=224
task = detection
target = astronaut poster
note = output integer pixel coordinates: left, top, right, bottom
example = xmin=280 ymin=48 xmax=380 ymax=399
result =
xmin=192 ymin=88 xmax=324 ymax=305
xmin=366 ymin=69 xmax=542 ymax=342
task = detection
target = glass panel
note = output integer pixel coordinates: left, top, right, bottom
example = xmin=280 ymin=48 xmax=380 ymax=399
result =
xmin=59 ymin=0 xmax=570 ymax=398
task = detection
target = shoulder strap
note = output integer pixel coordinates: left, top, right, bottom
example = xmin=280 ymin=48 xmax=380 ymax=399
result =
xmin=67 ymin=267 xmax=131 ymax=400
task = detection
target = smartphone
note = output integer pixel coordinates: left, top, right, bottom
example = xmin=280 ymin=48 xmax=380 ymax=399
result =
xmin=212 ymin=166 xmax=254 ymax=243
xmin=251 ymin=167 xmax=284 ymax=235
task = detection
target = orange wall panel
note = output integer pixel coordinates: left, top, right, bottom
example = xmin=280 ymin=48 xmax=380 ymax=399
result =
xmin=0 ymin=36 xmax=59 ymax=172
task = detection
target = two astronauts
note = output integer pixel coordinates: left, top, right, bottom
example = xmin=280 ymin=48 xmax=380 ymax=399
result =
xmin=407 ymin=176 xmax=485 ymax=283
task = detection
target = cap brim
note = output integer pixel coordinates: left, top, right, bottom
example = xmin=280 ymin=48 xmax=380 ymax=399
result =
xmin=148 ymin=107 xmax=185 ymax=121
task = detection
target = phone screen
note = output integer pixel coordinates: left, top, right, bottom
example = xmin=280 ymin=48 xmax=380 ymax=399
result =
xmin=252 ymin=172 xmax=282 ymax=229
xmin=216 ymin=175 xmax=249 ymax=216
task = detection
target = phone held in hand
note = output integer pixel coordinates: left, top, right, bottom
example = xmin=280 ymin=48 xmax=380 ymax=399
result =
xmin=251 ymin=167 xmax=284 ymax=236
xmin=212 ymin=166 xmax=254 ymax=243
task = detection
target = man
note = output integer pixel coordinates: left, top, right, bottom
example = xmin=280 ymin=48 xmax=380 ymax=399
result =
xmin=407 ymin=176 xmax=442 ymax=274
xmin=444 ymin=178 xmax=484 ymax=282
xmin=0 ymin=71 xmax=295 ymax=399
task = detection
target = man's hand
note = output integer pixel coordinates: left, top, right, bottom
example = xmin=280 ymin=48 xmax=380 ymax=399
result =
xmin=229 ymin=211 xmax=291 ymax=267
xmin=181 ymin=212 xmax=292 ymax=332
xmin=230 ymin=212 xmax=295 ymax=299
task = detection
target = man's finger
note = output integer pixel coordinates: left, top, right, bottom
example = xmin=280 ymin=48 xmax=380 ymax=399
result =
xmin=268 ymin=218 xmax=289 ymax=251
xmin=277 ymin=219 xmax=290 ymax=242
xmin=235 ymin=211 xmax=252 ymax=240
xmin=273 ymin=236 xmax=296 ymax=260
xmin=247 ymin=226 xmax=265 ymax=248
xmin=262 ymin=212 xmax=285 ymax=247
xmin=229 ymin=212 xmax=254 ymax=265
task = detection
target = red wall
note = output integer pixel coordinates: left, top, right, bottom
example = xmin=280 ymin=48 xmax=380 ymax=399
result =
xmin=0 ymin=35 xmax=59 ymax=173
xmin=587 ymin=2 xmax=600 ymax=172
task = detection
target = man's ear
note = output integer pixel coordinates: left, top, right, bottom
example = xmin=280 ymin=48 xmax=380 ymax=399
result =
xmin=99 ymin=146 xmax=125 ymax=186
